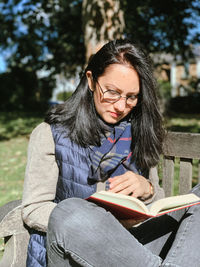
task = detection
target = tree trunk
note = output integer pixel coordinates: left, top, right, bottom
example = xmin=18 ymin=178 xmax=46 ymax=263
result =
xmin=82 ymin=0 xmax=125 ymax=63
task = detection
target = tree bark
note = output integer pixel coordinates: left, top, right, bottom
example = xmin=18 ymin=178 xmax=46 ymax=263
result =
xmin=82 ymin=0 xmax=125 ymax=63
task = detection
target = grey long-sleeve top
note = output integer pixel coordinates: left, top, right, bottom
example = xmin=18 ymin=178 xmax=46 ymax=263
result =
xmin=22 ymin=122 xmax=165 ymax=233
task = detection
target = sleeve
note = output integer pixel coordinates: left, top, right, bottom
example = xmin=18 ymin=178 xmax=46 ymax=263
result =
xmin=21 ymin=122 xmax=59 ymax=233
xmin=144 ymin=167 xmax=165 ymax=204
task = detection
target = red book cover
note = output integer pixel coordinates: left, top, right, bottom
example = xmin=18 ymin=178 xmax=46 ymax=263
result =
xmin=87 ymin=196 xmax=151 ymax=220
xmin=87 ymin=194 xmax=200 ymax=220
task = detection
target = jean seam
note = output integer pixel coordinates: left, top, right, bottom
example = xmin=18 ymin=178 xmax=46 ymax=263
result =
xmin=47 ymin=241 xmax=65 ymax=266
xmin=50 ymin=240 xmax=94 ymax=267
xmin=47 ymin=252 xmax=54 ymax=264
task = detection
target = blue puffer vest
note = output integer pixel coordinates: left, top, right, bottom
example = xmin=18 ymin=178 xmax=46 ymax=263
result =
xmin=26 ymin=125 xmax=97 ymax=267
xmin=26 ymin=124 xmax=140 ymax=266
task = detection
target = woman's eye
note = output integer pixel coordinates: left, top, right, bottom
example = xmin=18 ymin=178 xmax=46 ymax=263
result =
xmin=129 ymin=95 xmax=137 ymax=99
xmin=107 ymin=90 xmax=119 ymax=96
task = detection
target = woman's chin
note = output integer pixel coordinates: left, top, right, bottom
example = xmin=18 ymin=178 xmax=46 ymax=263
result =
xmin=103 ymin=116 xmax=122 ymax=125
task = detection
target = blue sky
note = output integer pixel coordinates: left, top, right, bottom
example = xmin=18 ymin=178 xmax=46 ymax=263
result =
xmin=0 ymin=55 xmax=6 ymax=73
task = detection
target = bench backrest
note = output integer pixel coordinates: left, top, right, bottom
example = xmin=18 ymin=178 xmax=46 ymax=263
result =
xmin=162 ymin=132 xmax=200 ymax=197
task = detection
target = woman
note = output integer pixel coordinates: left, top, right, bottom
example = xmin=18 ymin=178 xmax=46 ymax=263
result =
xmin=22 ymin=39 xmax=200 ymax=267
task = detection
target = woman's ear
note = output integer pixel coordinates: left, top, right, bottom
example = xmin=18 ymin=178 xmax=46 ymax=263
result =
xmin=86 ymin=71 xmax=95 ymax=91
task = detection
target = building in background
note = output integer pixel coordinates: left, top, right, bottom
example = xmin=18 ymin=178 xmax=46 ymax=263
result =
xmin=153 ymin=46 xmax=200 ymax=97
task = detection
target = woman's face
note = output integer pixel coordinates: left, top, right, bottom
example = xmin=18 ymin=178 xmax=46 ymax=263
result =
xmin=87 ymin=64 xmax=140 ymax=124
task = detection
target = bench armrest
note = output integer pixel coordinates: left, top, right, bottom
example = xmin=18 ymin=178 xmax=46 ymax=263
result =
xmin=0 ymin=200 xmax=29 ymax=267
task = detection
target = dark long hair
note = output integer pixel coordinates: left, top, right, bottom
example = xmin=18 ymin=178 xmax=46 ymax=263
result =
xmin=45 ymin=39 xmax=165 ymax=171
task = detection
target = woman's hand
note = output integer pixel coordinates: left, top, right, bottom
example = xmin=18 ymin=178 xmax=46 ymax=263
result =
xmin=108 ymin=171 xmax=152 ymax=199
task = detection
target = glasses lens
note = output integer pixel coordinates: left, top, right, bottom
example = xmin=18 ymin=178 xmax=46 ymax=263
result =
xmin=103 ymin=91 xmax=120 ymax=102
xmin=126 ymin=96 xmax=137 ymax=105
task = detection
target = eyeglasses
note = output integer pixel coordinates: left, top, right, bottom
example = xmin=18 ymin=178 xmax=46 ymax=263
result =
xmin=96 ymin=80 xmax=138 ymax=106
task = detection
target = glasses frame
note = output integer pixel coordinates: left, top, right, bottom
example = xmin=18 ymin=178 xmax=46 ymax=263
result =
xmin=96 ymin=80 xmax=138 ymax=106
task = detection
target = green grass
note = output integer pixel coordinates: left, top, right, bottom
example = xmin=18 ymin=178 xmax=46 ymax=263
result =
xmin=0 ymin=111 xmax=44 ymax=141
xmin=0 ymin=111 xmax=199 ymax=259
xmin=0 ymin=136 xmax=29 ymax=206
xmin=164 ymin=113 xmax=200 ymax=133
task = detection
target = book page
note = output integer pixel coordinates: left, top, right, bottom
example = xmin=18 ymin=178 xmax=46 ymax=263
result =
xmin=95 ymin=191 xmax=149 ymax=214
xmin=149 ymin=193 xmax=200 ymax=216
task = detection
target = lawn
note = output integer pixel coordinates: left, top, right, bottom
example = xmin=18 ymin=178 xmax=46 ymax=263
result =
xmin=164 ymin=113 xmax=200 ymax=133
xmin=0 ymin=111 xmax=199 ymax=259
xmin=0 ymin=112 xmax=44 ymax=206
xmin=0 ymin=136 xmax=28 ymax=206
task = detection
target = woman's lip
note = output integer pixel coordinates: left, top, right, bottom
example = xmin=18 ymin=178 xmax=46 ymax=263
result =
xmin=109 ymin=111 xmax=121 ymax=118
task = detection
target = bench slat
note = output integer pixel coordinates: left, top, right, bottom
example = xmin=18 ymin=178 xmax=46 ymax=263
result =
xmin=198 ymin=160 xmax=200 ymax=184
xmin=163 ymin=156 xmax=174 ymax=197
xmin=179 ymin=158 xmax=192 ymax=195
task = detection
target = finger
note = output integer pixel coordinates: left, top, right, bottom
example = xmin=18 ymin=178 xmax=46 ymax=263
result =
xmin=108 ymin=176 xmax=128 ymax=189
xmin=130 ymin=188 xmax=142 ymax=198
xmin=113 ymin=185 xmax=136 ymax=195
xmin=110 ymin=181 xmax=130 ymax=193
xmin=108 ymin=171 xmax=138 ymax=185
xmin=111 ymin=176 xmax=141 ymax=194
xmin=108 ymin=175 xmax=127 ymax=183
xmin=110 ymin=182 xmax=137 ymax=196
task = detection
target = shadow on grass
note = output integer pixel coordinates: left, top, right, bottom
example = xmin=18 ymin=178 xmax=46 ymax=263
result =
xmin=164 ymin=112 xmax=200 ymax=133
xmin=168 ymin=125 xmax=200 ymax=133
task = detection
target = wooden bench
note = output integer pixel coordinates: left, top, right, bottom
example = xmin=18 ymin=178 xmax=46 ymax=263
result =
xmin=162 ymin=132 xmax=200 ymax=196
xmin=0 ymin=131 xmax=200 ymax=267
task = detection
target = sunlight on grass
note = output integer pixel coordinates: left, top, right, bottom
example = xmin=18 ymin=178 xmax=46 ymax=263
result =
xmin=165 ymin=113 xmax=200 ymax=133
xmin=0 ymin=136 xmax=28 ymax=206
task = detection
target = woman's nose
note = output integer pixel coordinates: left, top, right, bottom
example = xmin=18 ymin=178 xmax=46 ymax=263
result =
xmin=113 ymin=98 xmax=126 ymax=111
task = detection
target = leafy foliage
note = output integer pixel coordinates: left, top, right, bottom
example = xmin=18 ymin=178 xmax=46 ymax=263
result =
xmin=57 ymin=90 xmax=73 ymax=101
xmin=0 ymin=0 xmax=199 ymax=110
xmin=0 ymin=68 xmax=54 ymax=111
xmin=0 ymin=0 xmax=84 ymax=110
xmin=0 ymin=0 xmax=85 ymax=76
xmin=122 ymin=0 xmax=200 ymax=56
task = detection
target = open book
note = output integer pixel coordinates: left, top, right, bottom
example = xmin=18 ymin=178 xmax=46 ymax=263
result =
xmin=87 ymin=190 xmax=200 ymax=220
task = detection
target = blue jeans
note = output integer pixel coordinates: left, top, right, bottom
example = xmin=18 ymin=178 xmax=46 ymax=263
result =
xmin=46 ymin=184 xmax=200 ymax=267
